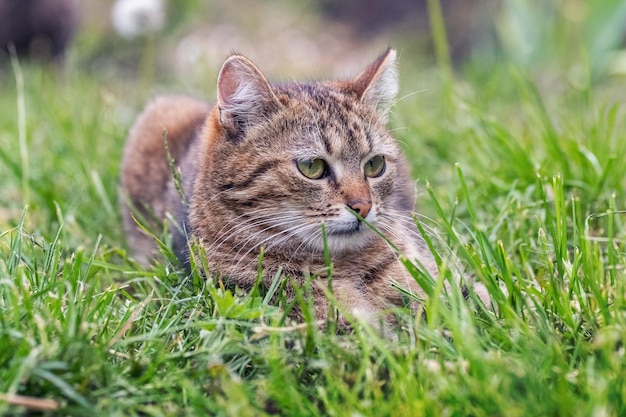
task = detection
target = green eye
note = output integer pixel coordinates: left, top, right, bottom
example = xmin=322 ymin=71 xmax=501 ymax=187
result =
xmin=364 ymin=155 xmax=385 ymax=178
xmin=297 ymin=159 xmax=327 ymax=179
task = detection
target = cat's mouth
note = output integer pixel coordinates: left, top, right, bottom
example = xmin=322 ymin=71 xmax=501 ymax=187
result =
xmin=327 ymin=221 xmax=364 ymax=237
xmin=310 ymin=218 xmax=376 ymax=255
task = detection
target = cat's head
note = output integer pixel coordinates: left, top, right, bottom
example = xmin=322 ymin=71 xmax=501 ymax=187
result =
xmin=197 ymin=49 xmax=415 ymax=256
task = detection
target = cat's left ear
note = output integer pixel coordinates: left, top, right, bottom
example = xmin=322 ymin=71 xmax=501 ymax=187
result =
xmin=352 ymin=48 xmax=399 ymax=119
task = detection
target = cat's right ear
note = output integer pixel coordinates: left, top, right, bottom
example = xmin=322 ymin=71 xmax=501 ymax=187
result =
xmin=216 ymin=55 xmax=280 ymax=136
xmin=351 ymin=48 xmax=399 ymax=120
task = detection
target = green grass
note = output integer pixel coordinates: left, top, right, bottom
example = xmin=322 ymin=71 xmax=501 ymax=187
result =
xmin=2 ymin=4 xmax=626 ymax=415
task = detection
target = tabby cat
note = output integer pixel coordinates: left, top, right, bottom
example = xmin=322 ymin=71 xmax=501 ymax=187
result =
xmin=120 ymin=48 xmax=439 ymax=328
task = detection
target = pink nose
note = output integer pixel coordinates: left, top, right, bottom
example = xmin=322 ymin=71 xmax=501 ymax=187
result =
xmin=347 ymin=200 xmax=372 ymax=219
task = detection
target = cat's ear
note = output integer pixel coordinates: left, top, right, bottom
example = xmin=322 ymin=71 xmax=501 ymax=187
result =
xmin=216 ymin=54 xmax=280 ymax=135
xmin=352 ymin=48 xmax=399 ymax=118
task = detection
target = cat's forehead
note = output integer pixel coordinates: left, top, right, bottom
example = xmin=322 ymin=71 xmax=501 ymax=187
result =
xmin=276 ymin=82 xmax=397 ymax=158
xmin=278 ymin=81 xmax=359 ymax=111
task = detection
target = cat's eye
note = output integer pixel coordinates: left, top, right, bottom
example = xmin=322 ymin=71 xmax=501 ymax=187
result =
xmin=364 ymin=155 xmax=385 ymax=178
xmin=297 ymin=159 xmax=328 ymax=179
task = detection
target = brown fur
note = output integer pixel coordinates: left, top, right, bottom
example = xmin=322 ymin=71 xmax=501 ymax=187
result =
xmin=120 ymin=49 xmax=438 ymax=329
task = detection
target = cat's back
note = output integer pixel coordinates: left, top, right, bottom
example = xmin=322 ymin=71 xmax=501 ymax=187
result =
xmin=120 ymin=96 xmax=210 ymax=264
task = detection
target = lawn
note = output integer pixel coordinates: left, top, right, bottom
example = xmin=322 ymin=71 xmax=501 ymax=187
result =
xmin=1 ymin=1 xmax=626 ymax=416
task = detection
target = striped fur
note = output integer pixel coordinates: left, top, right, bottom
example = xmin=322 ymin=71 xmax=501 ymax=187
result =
xmin=120 ymin=49 xmax=438 ymax=330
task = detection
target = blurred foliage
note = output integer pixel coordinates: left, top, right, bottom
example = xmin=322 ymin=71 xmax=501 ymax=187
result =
xmin=494 ymin=0 xmax=626 ymax=82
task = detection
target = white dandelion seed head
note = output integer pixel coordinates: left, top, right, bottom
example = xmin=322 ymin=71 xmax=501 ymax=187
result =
xmin=111 ymin=0 xmax=166 ymax=39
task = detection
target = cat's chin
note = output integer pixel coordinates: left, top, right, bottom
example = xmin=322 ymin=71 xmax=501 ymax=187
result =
xmin=318 ymin=227 xmax=376 ymax=256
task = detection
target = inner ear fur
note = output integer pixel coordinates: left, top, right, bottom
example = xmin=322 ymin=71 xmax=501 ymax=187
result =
xmin=351 ymin=48 xmax=399 ymax=117
xmin=216 ymin=54 xmax=281 ymax=134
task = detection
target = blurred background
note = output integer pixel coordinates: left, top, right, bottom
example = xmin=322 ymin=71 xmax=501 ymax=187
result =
xmin=2 ymin=0 xmax=625 ymax=86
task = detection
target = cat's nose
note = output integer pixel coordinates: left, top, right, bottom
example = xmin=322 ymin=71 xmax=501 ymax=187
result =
xmin=347 ymin=200 xmax=372 ymax=219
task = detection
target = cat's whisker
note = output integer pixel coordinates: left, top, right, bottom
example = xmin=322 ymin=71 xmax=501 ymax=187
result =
xmin=202 ymin=206 xmax=275 ymax=231
xmin=209 ymin=209 xmax=298 ymax=247
xmin=282 ymin=225 xmax=325 ymax=262
xmin=214 ymin=207 xmax=299 ymax=232
xmin=234 ymin=220 xmax=304 ymax=255
xmin=227 ymin=212 xmax=307 ymax=249
xmin=410 ymin=210 xmax=446 ymax=227
xmin=209 ymin=213 xmax=277 ymax=245
xmin=376 ymin=222 xmax=406 ymax=244
xmin=382 ymin=209 xmax=442 ymax=235
xmin=231 ymin=221 xmax=318 ymax=270
xmin=208 ymin=215 xmax=289 ymax=254
xmin=390 ymin=89 xmax=427 ymax=108
xmin=208 ymin=212 xmax=303 ymax=257
xmin=386 ymin=126 xmax=409 ymax=134
xmin=264 ymin=225 xmax=318 ymax=258
xmin=378 ymin=216 xmax=436 ymax=248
